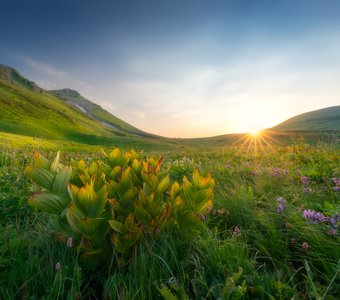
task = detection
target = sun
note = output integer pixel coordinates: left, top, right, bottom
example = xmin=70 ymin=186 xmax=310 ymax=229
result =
xmin=249 ymin=128 xmax=262 ymax=136
xmin=233 ymin=129 xmax=279 ymax=152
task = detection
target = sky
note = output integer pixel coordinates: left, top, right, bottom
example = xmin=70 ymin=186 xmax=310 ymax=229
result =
xmin=1 ymin=0 xmax=340 ymax=138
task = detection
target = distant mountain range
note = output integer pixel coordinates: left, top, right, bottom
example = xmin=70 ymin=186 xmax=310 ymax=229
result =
xmin=0 ymin=64 xmax=166 ymax=147
xmin=0 ymin=64 xmax=339 ymax=147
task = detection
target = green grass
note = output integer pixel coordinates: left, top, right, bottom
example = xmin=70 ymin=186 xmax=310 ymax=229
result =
xmin=272 ymin=106 xmax=340 ymax=131
xmin=1 ymin=143 xmax=339 ymax=299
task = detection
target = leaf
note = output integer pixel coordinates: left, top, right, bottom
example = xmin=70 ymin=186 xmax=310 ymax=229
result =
xmin=33 ymin=151 xmax=49 ymax=169
xmin=50 ymin=151 xmax=61 ymax=172
xmin=158 ymin=285 xmax=178 ymax=300
xmin=25 ymin=165 xmax=54 ymax=189
xmin=71 ymin=182 xmax=107 ymax=218
xmin=52 ymin=166 xmax=72 ymax=195
xmin=28 ymin=192 xmax=69 ymax=214
xmin=156 ymin=175 xmax=170 ymax=199
xmin=109 ymin=220 xmax=127 ymax=234
xmin=134 ymin=206 xmax=151 ymax=224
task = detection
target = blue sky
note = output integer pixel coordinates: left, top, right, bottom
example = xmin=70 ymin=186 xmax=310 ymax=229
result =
xmin=1 ymin=0 xmax=340 ymax=137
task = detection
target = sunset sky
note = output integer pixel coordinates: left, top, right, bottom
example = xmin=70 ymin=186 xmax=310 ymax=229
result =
xmin=1 ymin=0 xmax=340 ymax=137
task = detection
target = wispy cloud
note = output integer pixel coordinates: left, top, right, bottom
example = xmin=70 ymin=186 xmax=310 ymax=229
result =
xmin=23 ymin=57 xmax=66 ymax=77
xmin=12 ymin=54 xmax=95 ymax=92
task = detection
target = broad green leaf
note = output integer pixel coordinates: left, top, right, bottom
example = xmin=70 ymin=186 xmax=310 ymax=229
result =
xmin=155 ymin=175 xmax=170 ymax=198
xmin=25 ymin=165 xmax=54 ymax=189
xmin=52 ymin=166 xmax=72 ymax=195
xmin=134 ymin=206 xmax=151 ymax=224
xmin=71 ymin=182 xmax=107 ymax=218
xmin=33 ymin=151 xmax=49 ymax=169
xmin=28 ymin=192 xmax=69 ymax=214
xmin=109 ymin=220 xmax=126 ymax=234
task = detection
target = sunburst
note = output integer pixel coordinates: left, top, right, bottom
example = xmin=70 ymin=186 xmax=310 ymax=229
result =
xmin=233 ymin=130 xmax=279 ymax=152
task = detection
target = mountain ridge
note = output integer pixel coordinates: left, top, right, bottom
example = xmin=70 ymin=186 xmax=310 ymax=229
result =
xmin=271 ymin=106 xmax=340 ymax=131
xmin=0 ymin=63 xmax=339 ymax=147
xmin=0 ymin=64 xmax=166 ymax=147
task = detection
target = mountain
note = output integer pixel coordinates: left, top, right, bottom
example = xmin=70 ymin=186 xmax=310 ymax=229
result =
xmin=272 ymin=106 xmax=340 ymax=131
xmin=50 ymin=89 xmax=154 ymax=137
xmin=0 ymin=64 xmax=165 ymax=147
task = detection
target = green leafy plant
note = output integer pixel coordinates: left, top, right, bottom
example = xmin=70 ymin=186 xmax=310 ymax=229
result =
xmin=25 ymin=148 xmax=215 ymax=265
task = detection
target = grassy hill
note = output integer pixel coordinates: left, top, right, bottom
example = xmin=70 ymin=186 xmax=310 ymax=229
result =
xmin=0 ymin=64 xmax=174 ymax=149
xmin=50 ymin=89 xmax=155 ymax=138
xmin=272 ymin=106 xmax=340 ymax=131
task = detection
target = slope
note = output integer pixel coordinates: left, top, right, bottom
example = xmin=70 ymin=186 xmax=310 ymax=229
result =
xmin=0 ymin=64 xmax=166 ymax=147
xmin=272 ymin=106 xmax=340 ymax=131
xmin=50 ymin=89 xmax=154 ymax=137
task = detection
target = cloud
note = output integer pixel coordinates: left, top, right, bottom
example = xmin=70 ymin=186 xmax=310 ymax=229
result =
xmin=23 ymin=57 xmax=66 ymax=77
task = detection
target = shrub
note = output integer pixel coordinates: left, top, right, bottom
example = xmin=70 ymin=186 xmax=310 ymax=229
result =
xmin=25 ymin=148 xmax=215 ymax=266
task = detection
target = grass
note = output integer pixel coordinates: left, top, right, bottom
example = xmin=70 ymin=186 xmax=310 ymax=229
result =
xmin=0 ymin=141 xmax=339 ymax=299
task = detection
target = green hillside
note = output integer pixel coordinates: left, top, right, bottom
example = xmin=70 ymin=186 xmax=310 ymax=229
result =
xmin=0 ymin=64 xmax=170 ymax=148
xmin=272 ymin=106 xmax=340 ymax=131
xmin=50 ymin=89 xmax=155 ymax=137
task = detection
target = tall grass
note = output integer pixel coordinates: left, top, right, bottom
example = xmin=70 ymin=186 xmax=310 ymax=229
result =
xmin=1 ymin=143 xmax=339 ymax=299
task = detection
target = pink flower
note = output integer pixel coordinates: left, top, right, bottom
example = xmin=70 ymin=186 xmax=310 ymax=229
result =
xmin=301 ymin=176 xmax=308 ymax=185
xmin=67 ymin=237 xmax=73 ymax=247
xmin=302 ymin=242 xmax=309 ymax=251
xmin=233 ymin=226 xmax=241 ymax=236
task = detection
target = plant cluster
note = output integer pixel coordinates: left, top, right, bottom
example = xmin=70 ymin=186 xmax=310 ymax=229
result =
xmin=25 ymin=148 xmax=215 ymax=265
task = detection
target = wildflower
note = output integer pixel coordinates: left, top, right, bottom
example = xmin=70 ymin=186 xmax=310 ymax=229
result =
xmin=333 ymin=186 xmax=340 ymax=191
xmin=168 ymin=276 xmax=179 ymax=287
xmin=276 ymin=197 xmax=286 ymax=214
xmin=332 ymin=177 xmax=340 ymax=185
xmin=327 ymin=228 xmax=336 ymax=236
xmin=290 ymin=237 xmax=296 ymax=244
xmin=285 ymin=223 xmax=291 ymax=229
xmin=329 ymin=217 xmax=336 ymax=226
xmin=67 ymin=237 xmax=73 ymax=247
xmin=276 ymin=197 xmax=286 ymax=204
xmin=217 ymin=209 xmax=226 ymax=215
xmin=302 ymin=242 xmax=309 ymax=251
xmin=314 ymin=212 xmax=327 ymax=223
xmin=301 ymin=176 xmax=308 ymax=185
xmin=233 ymin=226 xmax=241 ymax=236
xmin=303 ymin=209 xmax=315 ymax=220
xmin=55 ymin=262 xmax=61 ymax=271
xmin=199 ymin=213 xmax=206 ymax=222
xmin=277 ymin=204 xmax=285 ymax=214
xmin=303 ymin=188 xmax=312 ymax=193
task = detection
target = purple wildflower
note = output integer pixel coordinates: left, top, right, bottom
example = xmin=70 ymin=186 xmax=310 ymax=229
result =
xmin=277 ymin=204 xmax=285 ymax=214
xmin=276 ymin=197 xmax=286 ymax=214
xmin=333 ymin=186 xmax=340 ymax=191
xmin=276 ymin=197 xmax=286 ymax=204
xmin=303 ymin=209 xmax=315 ymax=219
xmin=332 ymin=177 xmax=340 ymax=185
xmin=314 ymin=212 xmax=327 ymax=223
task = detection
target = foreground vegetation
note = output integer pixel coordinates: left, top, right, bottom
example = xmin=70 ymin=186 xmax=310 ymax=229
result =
xmin=0 ymin=142 xmax=339 ymax=299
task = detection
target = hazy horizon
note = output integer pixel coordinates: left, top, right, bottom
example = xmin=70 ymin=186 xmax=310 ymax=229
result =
xmin=1 ymin=0 xmax=340 ymax=138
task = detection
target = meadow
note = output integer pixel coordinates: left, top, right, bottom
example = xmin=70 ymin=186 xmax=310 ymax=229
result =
xmin=0 ymin=140 xmax=339 ymax=299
